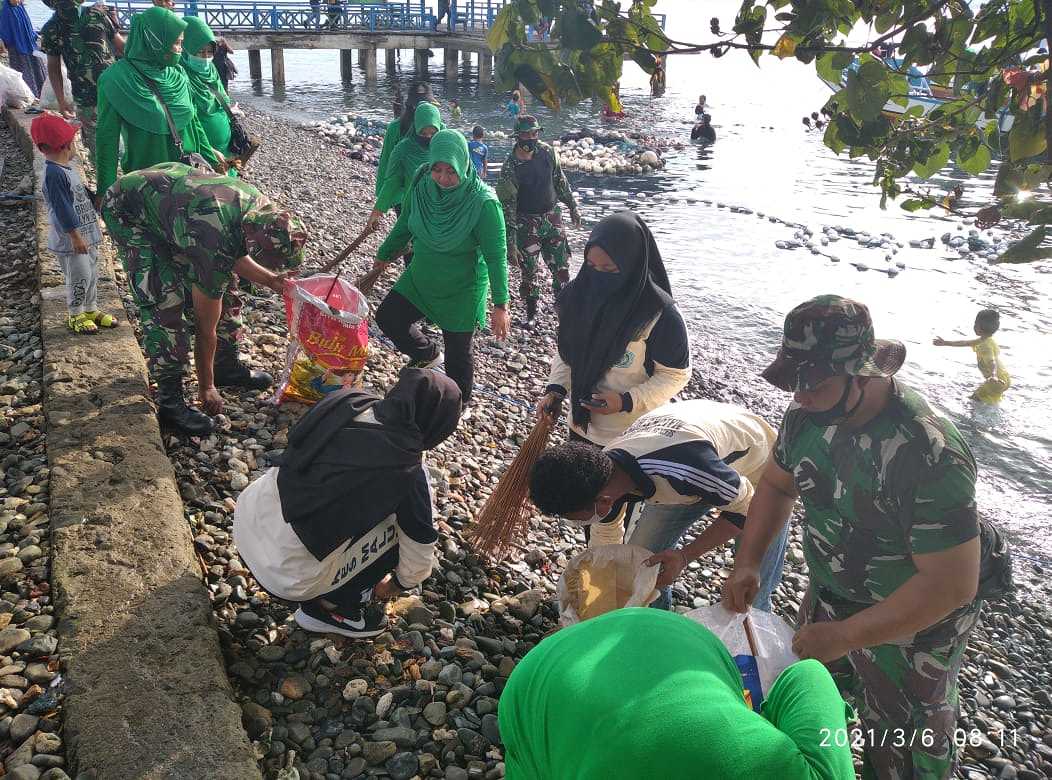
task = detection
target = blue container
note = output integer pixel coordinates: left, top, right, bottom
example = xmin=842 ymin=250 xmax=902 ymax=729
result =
xmin=735 ymin=654 xmax=764 ymax=713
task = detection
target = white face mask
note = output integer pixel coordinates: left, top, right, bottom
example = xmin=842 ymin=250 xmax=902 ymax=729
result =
xmin=571 ymin=501 xmax=605 ymax=527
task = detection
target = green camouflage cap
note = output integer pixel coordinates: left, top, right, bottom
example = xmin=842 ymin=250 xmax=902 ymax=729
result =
xmin=514 ymin=114 xmax=542 ymax=134
xmin=243 ymin=202 xmax=308 ymax=271
xmin=762 ymin=294 xmax=906 ymax=392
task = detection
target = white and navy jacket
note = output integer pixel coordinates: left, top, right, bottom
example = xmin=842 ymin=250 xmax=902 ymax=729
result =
xmin=603 ymin=399 xmax=776 ymax=527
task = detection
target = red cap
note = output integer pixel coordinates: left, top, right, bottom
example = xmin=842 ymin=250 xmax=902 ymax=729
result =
xmin=30 ymin=112 xmax=79 ymax=149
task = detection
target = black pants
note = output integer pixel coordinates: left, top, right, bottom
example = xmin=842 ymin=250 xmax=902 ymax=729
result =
xmin=312 ymin=547 xmax=398 ymax=613
xmin=376 ymin=290 xmax=475 ymax=403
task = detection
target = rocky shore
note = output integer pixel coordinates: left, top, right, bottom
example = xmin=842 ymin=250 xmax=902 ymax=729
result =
xmin=3 ymin=105 xmax=1049 ymax=778
xmin=0 ymin=125 xmax=70 ymax=780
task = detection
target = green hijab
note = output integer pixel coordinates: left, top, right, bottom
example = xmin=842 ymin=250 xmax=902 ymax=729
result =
xmin=99 ymin=7 xmax=193 ymax=134
xmin=407 ymin=129 xmax=499 ymax=253
xmin=392 ymin=101 xmax=444 ymax=182
xmin=179 ymin=16 xmax=227 ymax=116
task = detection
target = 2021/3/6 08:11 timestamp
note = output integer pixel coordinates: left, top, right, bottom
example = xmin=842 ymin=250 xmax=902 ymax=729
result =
xmin=819 ymin=728 xmax=1020 ymax=749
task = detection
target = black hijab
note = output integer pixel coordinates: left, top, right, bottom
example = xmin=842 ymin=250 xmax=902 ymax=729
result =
xmin=399 ymin=82 xmax=435 ymax=136
xmin=277 ymin=368 xmax=462 ymax=560
xmin=556 ymin=211 xmax=674 ymax=431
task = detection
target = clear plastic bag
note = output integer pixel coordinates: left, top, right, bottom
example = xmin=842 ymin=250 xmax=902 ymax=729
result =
xmin=684 ymin=605 xmax=799 ymax=711
xmin=557 ymin=544 xmax=659 ymax=626
xmin=0 ymin=64 xmax=33 ymax=109
xmin=37 ymin=59 xmax=71 ymax=111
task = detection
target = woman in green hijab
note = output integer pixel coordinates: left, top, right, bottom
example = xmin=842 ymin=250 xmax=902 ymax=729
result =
xmin=374 ymin=81 xmax=434 ymax=198
xmin=179 ymin=16 xmax=236 ymax=171
xmin=366 ymin=100 xmax=443 ymax=230
xmin=372 ymin=129 xmax=509 ymax=411
xmin=499 ymin=608 xmax=856 ymax=780
xmin=96 ymin=7 xmax=222 ymax=196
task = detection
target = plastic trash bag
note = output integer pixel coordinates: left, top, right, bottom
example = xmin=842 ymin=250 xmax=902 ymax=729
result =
xmin=557 ymin=544 xmax=659 ymax=626
xmin=0 ymin=64 xmax=34 ymax=110
xmin=37 ymin=59 xmax=71 ymax=111
xmin=272 ymin=274 xmax=369 ymax=405
xmin=684 ymin=605 xmax=799 ymax=712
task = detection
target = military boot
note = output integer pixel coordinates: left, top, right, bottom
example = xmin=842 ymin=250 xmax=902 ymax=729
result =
xmin=155 ymin=373 xmax=213 ymax=437
xmin=523 ymin=297 xmax=539 ymax=331
xmin=214 ymin=343 xmax=273 ymax=391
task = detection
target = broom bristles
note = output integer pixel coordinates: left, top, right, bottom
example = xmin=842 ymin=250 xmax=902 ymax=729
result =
xmin=468 ymin=415 xmax=554 ymax=559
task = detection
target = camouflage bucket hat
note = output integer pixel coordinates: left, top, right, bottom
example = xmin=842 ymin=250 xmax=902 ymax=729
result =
xmin=243 ymin=203 xmax=308 ymax=271
xmin=514 ymin=114 xmax=542 ymax=134
xmin=761 ymin=294 xmax=906 ymax=392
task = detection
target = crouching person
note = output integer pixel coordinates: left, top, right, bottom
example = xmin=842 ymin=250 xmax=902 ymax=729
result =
xmin=233 ymin=368 xmax=462 ymax=638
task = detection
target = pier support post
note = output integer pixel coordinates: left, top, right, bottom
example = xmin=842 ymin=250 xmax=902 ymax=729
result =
xmin=248 ymin=48 xmax=262 ymax=81
xmin=270 ymin=48 xmax=285 ymax=90
xmin=363 ymin=48 xmax=377 ymax=81
xmin=479 ymin=50 xmax=492 ymax=85
xmin=462 ymin=50 xmax=472 ymax=66
xmin=357 ymin=48 xmax=365 ymax=66
xmin=444 ymin=48 xmax=459 ymax=80
xmin=340 ymin=49 xmax=354 ymax=82
xmin=386 ymin=47 xmax=397 ymax=72
xmin=414 ymin=48 xmax=429 ymax=72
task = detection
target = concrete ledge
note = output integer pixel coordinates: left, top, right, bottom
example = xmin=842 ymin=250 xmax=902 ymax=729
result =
xmin=4 ymin=107 xmax=259 ymax=780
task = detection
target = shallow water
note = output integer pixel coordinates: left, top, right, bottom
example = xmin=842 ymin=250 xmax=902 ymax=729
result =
xmin=26 ymin=0 xmax=1051 ymax=563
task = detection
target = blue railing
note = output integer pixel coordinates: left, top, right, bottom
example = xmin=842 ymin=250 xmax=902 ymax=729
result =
xmin=109 ymin=0 xmax=664 ymax=34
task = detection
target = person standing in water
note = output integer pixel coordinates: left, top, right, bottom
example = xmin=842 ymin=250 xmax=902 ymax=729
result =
xmin=933 ymin=308 xmax=1011 ymax=404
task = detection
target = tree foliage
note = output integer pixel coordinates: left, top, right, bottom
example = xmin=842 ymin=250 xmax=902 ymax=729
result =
xmin=490 ymin=0 xmax=1052 ymax=259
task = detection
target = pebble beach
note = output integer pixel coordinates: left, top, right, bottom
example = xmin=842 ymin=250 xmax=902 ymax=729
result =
xmin=2 ymin=106 xmax=1051 ymax=779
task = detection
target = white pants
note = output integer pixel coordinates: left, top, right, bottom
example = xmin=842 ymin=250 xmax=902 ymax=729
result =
xmin=56 ymin=248 xmax=99 ymax=316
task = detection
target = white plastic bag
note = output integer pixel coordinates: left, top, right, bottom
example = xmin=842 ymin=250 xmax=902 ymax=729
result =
xmin=38 ymin=61 xmax=71 ymax=111
xmin=557 ymin=544 xmax=659 ymax=626
xmin=684 ymin=605 xmax=799 ymax=708
xmin=0 ymin=64 xmax=34 ymax=109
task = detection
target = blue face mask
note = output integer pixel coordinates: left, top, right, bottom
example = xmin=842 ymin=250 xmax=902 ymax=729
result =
xmin=418 ymin=134 xmax=433 ymax=148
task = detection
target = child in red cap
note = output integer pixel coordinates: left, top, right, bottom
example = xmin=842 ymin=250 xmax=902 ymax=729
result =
xmin=31 ymin=112 xmax=116 ymax=334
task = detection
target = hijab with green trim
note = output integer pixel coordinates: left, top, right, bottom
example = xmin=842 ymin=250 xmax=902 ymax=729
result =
xmin=179 ymin=16 xmax=228 ymax=116
xmin=99 ymin=7 xmax=194 ymax=135
xmin=391 ymin=101 xmax=444 ymax=182
xmin=407 ymin=129 xmax=499 ymax=253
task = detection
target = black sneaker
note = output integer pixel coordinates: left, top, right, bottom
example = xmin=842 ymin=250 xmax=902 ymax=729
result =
xmin=293 ymin=601 xmax=388 ymax=639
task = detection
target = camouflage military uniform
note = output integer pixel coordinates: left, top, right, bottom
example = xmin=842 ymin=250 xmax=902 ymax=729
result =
xmin=767 ymin=297 xmax=982 ymax=780
xmin=495 ymin=140 xmax=578 ymax=301
xmin=39 ymin=0 xmax=120 ymax=165
xmin=101 ymin=162 xmax=306 ymax=380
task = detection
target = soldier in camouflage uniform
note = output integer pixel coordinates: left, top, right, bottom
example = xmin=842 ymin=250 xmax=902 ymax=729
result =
xmin=102 ymin=162 xmax=307 ymax=436
xmin=39 ymin=0 xmax=122 ymax=167
xmin=723 ymin=295 xmax=1001 ymax=780
xmin=495 ymin=115 xmax=580 ymax=330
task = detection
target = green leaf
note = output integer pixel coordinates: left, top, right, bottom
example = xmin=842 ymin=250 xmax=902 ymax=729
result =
xmin=1008 ymin=109 xmax=1047 ymax=161
xmin=912 ymin=142 xmax=950 ymax=178
xmin=817 ymin=51 xmax=845 ymax=84
xmin=486 ymin=6 xmax=516 ymax=53
xmin=900 ymin=198 xmax=931 ymax=212
xmin=957 ymin=141 xmax=991 ymax=175
xmin=844 ymin=71 xmax=887 ymax=123
xmin=558 ymin=7 xmax=604 ymax=50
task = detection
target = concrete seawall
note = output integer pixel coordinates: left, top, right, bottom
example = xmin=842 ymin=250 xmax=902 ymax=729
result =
xmin=4 ymin=107 xmax=259 ymax=779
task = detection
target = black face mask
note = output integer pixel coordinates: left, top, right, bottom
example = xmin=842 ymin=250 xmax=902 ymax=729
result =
xmin=418 ymin=134 xmax=432 ymax=148
xmin=804 ymin=377 xmax=865 ymax=427
xmin=517 ymin=138 xmax=538 ymax=153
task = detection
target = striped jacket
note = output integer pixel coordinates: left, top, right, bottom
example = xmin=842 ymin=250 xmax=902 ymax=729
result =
xmin=603 ymin=400 xmax=776 ymax=526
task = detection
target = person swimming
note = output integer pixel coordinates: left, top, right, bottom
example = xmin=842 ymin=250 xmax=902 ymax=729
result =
xmin=691 ymin=113 xmax=715 ymax=143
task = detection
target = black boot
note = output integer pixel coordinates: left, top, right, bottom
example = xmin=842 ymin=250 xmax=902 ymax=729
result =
xmin=155 ymin=374 xmax=214 ymax=436
xmin=214 ymin=344 xmax=273 ymax=391
xmin=524 ymin=297 xmax=538 ymax=331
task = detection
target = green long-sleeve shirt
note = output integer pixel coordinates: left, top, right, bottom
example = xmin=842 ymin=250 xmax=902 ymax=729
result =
xmin=494 ymin=140 xmax=577 ymax=253
xmin=376 ymin=197 xmax=508 ymax=333
xmin=374 ymin=118 xmax=403 ymax=197
xmin=499 ymin=608 xmax=856 ymax=780
xmin=95 ymin=87 xmax=221 ymax=196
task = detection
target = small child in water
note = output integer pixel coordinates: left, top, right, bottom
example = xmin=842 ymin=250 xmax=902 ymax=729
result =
xmin=450 ymin=98 xmax=462 ymax=122
xmin=467 ymin=125 xmax=488 ymax=178
xmin=31 ymin=112 xmax=116 ymax=335
xmin=933 ymin=308 xmax=1011 ymax=403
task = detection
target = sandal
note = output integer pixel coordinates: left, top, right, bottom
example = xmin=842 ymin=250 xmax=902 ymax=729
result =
xmin=68 ymin=313 xmax=98 ymax=334
xmin=88 ymin=311 xmax=118 ymax=328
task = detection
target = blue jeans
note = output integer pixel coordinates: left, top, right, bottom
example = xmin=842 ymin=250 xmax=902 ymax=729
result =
xmin=625 ymin=502 xmax=790 ymax=612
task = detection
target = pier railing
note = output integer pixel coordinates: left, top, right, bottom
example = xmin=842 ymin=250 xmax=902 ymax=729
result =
xmin=108 ymin=0 xmax=663 ymax=35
